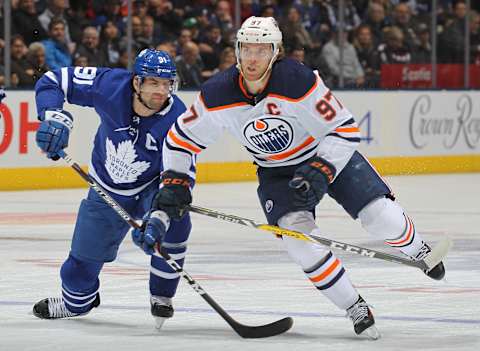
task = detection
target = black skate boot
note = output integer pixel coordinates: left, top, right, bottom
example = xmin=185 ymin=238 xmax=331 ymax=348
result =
xmin=414 ymin=242 xmax=446 ymax=280
xmin=151 ymin=295 xmax=174 ymax=330
xmin=346 ymin=296 xmax=380 ymax=340
xmin=33 ymin=294 xmax=100 ymax=319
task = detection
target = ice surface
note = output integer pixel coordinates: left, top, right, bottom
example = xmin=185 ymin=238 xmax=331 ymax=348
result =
xmin=1 ymin=174 xmax=479 ymax=350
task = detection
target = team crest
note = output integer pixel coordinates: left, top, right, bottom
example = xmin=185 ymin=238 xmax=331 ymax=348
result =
xmin=243 ymin=117 xmax=293 ymax=154
xmin=105 ymin=138 xmax=150 ymax=184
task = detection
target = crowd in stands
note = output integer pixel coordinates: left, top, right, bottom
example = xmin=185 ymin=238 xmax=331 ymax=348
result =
xmin=1 ymin=0 xmax=479 ymax=89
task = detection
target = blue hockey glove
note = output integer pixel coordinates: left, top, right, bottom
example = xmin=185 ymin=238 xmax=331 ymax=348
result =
xmin=288 ymin=156 xmax=336 ymax=209
xmin=152 ymin=170 xmax=192 ymax=220
xmin=132 ymin=210 xmax=170 ymax=255
xmin=36 ymin=109 xmax=73 ymax=161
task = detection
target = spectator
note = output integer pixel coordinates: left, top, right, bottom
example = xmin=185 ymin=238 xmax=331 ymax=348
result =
xmin=65 ymin=2 xmax=91 ymax=45
xmin=411 ymin=23 xmax=432 ymax=63
xmin=92 ymin=0 xmax=126 ymax=35
xmin=209 ymin=0 xmax=234 ymax=37
xmin=198 ymin=24 xmax=229 ymax=71
xmin=309 ymin=1 xmax=335 ymax=46
xmin=469 ymin=11 xmax=480 ymax=64
xmin=321 ymin=29 xmax=365 ymax=87
xmin=353 ymin=24 xmax=381 ymax=87
xmin=176 ymin=41 xmax=208 ymax=90
xmin=74 ymin=27 xmax=109 ymax=67
xmin=378 ymin=26 xmax=412 ymax=64
xmin=11 ymin=35 xmax=36 ymax=88
xmin=362 ymin=2 xmax=391 ymax=46
xmin=119 ymin=15 xmax=144 ymax=53
xmin=27 ymin=42 xmax=50 ymax=83
xmin=149 ymin=0 xmax=183 ymax=42
xmin=281 ymin=6 xmax=315 ymax=52
xmin=213 ymin=46 xmax=236 ymax=74
xmin=38 ymin=0 xmax=74 ymax=51
xmin=156 ymin=41 xmax=177 ymax=60
xmin=438 ymin=0 xmax=467 ymax=63
xmin=175 ymin=28 xmax=193 ymax=56
xmin=138 ymin=15 xmax=158 ymax=48
xmin=391 ymin=2 xmax=419 ymax=49
xmin=12 ymin=0 xmax=49 ymax=45
xmin=133 ymin=0 xmax=149 ymax=19
xmin=42 ymin=17 xmax=72 ymax=70
xmin=100 ymin=21 xmax=121 ymax=66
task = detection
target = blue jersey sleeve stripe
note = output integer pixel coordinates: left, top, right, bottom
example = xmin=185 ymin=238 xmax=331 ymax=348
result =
xmin=174 ymin=121 xmax=206 ymax=149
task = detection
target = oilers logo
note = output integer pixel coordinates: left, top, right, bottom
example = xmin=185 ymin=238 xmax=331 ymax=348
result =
xmin=243 ymin=117 xmax=293 ymax=154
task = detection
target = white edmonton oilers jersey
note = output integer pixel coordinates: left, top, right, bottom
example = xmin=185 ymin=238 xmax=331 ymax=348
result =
xmin=163 ymin=59 xmax=360 ymax=175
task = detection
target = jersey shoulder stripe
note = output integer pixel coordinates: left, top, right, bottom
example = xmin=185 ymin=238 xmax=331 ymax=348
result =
xmin=200 ymin=66 xmax=248 ymax=110
xmin=266 ymin=58 xmax=317 ymax=101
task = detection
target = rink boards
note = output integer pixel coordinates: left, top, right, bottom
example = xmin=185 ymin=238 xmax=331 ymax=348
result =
xmin=1 ymin=90 xmax=479 ymax=190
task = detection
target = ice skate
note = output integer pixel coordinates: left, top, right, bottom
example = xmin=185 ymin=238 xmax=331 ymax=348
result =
xmin=151 ymin=295 xmax=174 ymax=330
xmin=414 ymin=242 xmax=446 ymax=280
xmin=33 ymin=294 xmax=100 ymax=319
xmin=346 ymin=296 xmax=380 ymax=340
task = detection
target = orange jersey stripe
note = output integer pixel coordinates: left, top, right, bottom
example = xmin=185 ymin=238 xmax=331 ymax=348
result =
xmin=335 ymin=127 xmax=360 ymax=133
xmin=168 ymin=130 xmax=202 ymax=154
xmin=266 ymin=136 xmax=315 ymax=161
xmin=309 ymin=259 xmax=340 ymax=283
xmin=386 ymin=217 xmax=413 ymax=245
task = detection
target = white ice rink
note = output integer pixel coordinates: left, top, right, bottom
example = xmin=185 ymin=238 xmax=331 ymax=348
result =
xmin=1 ymin=173 xmax=479 ymax=351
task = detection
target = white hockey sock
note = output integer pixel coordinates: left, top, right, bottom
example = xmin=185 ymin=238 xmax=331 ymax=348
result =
xmin=359 ymin=197 xmax=425 ymax=257
xmin=279 ymin=211 xmax=359 ymax=310
xmin=304 ymin=250 xmax=359 ymax=310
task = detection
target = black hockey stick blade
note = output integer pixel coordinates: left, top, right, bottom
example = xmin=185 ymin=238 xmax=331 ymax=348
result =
xmin=232 ymin=316 xmax=294 ymax=338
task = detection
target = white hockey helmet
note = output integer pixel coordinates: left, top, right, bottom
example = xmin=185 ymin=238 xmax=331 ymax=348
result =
xmin=235 ymin=16 xmax=282 ymax=80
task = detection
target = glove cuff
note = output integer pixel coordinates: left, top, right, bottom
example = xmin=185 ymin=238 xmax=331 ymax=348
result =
xmin=310 ymin=156 xmax=336 ymax=183
xmin=43 ymin=109 xmax=74 ymax=130
xmin=150 ymin=210 xmax=171 ymax=231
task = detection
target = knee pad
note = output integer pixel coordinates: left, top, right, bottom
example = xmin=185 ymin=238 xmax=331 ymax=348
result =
xmin=358 ymin=197 xmax=405 ymax=240
xmin=278 ymin=211 xmax=329 ymax=269
xmin=60 ymin=254 xmax=103 ymax=293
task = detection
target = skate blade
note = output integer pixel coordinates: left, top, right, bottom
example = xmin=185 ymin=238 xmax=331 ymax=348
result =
xmin=154 ymin=317 xmax=168 ymax=330
xmin=423 ymin=236 xmax=452 ymax=270
xmin=361 ymin=325 xmax=381 ymax=340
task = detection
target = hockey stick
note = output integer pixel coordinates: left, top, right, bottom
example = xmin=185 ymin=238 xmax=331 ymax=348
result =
xmin=187 ymin=205 xmax=451 ymax=272
xmin=57 ymin=150 xmax=293 ymax=338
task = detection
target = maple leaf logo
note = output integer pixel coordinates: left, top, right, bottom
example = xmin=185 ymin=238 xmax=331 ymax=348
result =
xmin=105 ymin=138 xmax=150 ymax=184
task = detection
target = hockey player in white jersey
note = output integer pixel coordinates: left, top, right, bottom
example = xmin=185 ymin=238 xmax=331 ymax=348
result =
xmin=32 ymin=49 xmax=194 ymax=329
xmin=136 ymin=17 xmax=446 ymax=339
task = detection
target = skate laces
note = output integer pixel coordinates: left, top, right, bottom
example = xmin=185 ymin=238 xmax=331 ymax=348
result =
xmin=346 ymin=300 xmax=370 ymax=325
xmin=47 ymin=297 xmax=77 ymax=318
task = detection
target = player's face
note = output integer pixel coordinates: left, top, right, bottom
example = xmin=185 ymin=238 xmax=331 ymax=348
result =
xmin=138 ymin=77 xmax=171 ymax=110
xmin=239 ymin=43 xmax=273 ymax=81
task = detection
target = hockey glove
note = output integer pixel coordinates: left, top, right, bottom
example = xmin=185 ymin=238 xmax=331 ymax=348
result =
xmin=152 ymin=170 xmax=192 ymax=220
xmin=132 ymin=210 xmax=170 ymax=255
xmin=36 ymin=109 xmax=73 ymax=161
xmin=288 ymin=156 xmax=336 ymax=209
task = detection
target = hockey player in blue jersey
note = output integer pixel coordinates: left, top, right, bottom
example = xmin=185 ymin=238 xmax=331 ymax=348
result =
xmin=133 ymin=17 xmax=446 ymax=339
xmin=32 ymin=49 xmax=193 ymax=329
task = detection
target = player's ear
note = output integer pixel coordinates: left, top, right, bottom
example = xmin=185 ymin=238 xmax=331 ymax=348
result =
xmin=132 ymin=77 xmax=140 ymax=93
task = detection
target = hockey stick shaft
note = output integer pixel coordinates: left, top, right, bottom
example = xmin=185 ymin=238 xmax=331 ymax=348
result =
xmin=188 ymin=205 xmax=451 ymax=271
xmin=57 ymin=150 xmax=292 ymax=338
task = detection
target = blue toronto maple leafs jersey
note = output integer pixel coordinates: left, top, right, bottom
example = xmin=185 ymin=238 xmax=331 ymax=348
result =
xmin=35 ymin=66 xmax=193 ymax=196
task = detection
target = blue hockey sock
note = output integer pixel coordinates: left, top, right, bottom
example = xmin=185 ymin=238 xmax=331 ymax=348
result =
xmin=60 ymin=254 xmax=103 ymax=313
xmin=149 ymin=246 xmax=186 ymax=298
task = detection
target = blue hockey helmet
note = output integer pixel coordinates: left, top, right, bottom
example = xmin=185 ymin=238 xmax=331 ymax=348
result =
xmin=134 ymin=49 xmax=178 ymax=92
